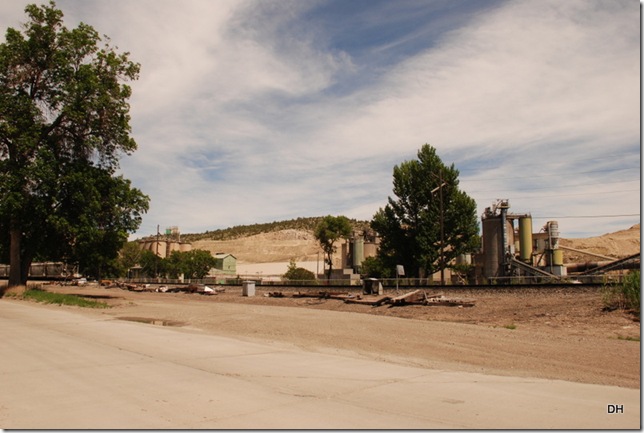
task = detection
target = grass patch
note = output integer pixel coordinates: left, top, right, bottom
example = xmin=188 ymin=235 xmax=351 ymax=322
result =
xmin=503 ymin=324 xmax=517 ymax=330
xmin=22 ymin=288 xmax=109 ymax=308
xmin=602 ymin=270 xmax=640 ymax=314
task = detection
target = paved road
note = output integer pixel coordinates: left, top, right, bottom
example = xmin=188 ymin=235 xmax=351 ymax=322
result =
xmin=0 ymin=300 xmax=639 ymax=429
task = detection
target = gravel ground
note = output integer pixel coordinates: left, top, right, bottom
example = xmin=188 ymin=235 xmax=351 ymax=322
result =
xmin=14 ymin=283 xmax=642 ymax=389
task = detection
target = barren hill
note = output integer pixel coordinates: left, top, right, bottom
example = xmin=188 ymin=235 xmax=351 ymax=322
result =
xmin=192 ymin=224 xmax=640 ymax=266
xmin=193 ymin=229 xmax=320 ymax=264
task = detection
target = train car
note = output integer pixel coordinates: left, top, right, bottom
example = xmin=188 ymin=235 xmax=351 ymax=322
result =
xmin=0 ymin=262 xmax=78 ymax=280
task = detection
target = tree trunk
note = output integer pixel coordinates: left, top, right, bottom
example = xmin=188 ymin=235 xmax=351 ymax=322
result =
xmin=8 ymin=223 xmax=24 ymax=287
xmin=325 ymin=253 xmax=333 ymax=280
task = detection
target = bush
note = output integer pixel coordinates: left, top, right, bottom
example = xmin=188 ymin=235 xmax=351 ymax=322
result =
xmin=283 ymin=259 xmax=316 ymax=281
xmin=603 ymin=270 xmax=640 ymax=313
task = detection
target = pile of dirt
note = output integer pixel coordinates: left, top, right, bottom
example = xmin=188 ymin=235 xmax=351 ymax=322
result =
xmin=560 ymin=224 xmax=640 ymax=262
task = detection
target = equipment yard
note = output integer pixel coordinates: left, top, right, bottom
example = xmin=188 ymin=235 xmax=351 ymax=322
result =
xmin=32 ymin=282 xmax=640 ymax=389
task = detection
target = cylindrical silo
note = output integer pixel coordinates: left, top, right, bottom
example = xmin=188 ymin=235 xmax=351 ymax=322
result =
xmin=483 ymin=216 xmax=502 ymax=278
xmin=551 ymin=249 xmax=564 ymax=266
xmin=352 ymin=238 xmax=365 ymax=269
xmin=519 ymin=216 xmax=533 ymax=263
xmin=547 ymin=221 xmax=560 ymax=249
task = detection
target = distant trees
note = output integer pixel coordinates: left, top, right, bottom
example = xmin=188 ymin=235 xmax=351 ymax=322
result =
xmin=371 ymin=144 xmax=479 ymax=279
xmin=136 ymin=249 xmax=216 ymax=280
xmin=314 ymin=215 xmax=352 ymax=280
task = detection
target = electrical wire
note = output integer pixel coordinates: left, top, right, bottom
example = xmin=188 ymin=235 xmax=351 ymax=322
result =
xmin=531 ymin=214 xmax=640 ymax=219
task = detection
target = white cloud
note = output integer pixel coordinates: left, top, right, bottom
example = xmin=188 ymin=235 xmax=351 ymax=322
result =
xmin=1 ymin=0 xmax=639 ymax=239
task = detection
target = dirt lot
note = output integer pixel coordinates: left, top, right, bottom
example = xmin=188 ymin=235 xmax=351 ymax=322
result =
xmin=26 ymin=282 xmax=641 ymax=390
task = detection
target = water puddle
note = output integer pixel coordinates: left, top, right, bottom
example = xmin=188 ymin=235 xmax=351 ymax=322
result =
xmin=117 ymin=316 xmax=185 ymax=327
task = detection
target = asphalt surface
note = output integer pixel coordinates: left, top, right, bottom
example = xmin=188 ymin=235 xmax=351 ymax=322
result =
xmin=0 ymin=300 xmax=639 ymax=429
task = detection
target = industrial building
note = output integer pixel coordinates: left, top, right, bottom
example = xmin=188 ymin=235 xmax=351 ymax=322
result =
xmin=138 ymin=226 xmax=192 ymax=259
xmin=474 ymin=199 xmax=639 ymax=283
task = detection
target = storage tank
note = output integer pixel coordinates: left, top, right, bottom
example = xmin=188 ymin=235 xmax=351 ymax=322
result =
xmin=482 ymin=217 xmax=500 ymax=277
xmin=518 ymin=216 xmax=533 ymax=263
xmin=352 ymin=238 xmax=365 ymax=269
xmin=483 ymin=216 xmax=514 ymax=278
xmin=547 ymin=220 xmax=560 ymax=249
xmin=548 ymin=249 xmax=564 ymax=266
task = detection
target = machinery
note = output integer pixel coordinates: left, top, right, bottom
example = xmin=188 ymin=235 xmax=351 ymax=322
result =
xmin=479 ymin=199 xmax=639 ymax=282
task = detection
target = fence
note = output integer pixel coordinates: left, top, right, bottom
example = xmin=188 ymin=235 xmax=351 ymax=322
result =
xmin=125 ymin=274 xmax=619 ymax=287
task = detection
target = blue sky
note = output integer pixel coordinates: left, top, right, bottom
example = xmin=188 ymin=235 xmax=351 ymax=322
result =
xmin=1 ymin=0 xmax=640 ymax=239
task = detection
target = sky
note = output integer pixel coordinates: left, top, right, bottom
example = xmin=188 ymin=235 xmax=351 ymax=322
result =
xmin=1 ymin=0 xmax=640 ymax=239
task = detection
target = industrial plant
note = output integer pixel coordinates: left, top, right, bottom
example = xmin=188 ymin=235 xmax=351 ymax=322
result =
xmin=1 ymin=201 xmax=638 ymax=284
xmin=474 ymin=199 xmax=639 ymax=284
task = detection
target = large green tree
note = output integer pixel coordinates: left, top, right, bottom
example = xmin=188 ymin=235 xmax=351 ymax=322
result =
xmin=314 ymin=215 xmax=352 ymax=280
xmin=166 ymin=250 xmax=217 ymax=280
xmin=0 ymin=2 xmax=148 ymax=285
xmin=371 ymin=144 xmax=479 ymax=279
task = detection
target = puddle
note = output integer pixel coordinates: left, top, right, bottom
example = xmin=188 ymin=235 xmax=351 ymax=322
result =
xmin=117 ymin=316 xmax=185 ymax=327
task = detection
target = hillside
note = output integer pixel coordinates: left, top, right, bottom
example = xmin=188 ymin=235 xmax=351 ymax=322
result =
xmin=193 ymin=229 xmax=321 ymax=264
xmin=190 ymin=221 xmax=640 ymax=266
xmin=186 ymin=217 xmax=369 ymax=264
xmin=182 ymin=217 xmax=369 ymax=243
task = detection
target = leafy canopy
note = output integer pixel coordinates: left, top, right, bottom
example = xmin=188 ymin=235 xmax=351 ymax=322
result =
xmin=0 ymin=1 xmax=148 ymax=284
xmin=283 ymin=258 xmax=316 ymax=281
xmin=371 ymin=144 xmax=479 ymax=278
xmin=314 ymin=215 xmax=352 ymax=279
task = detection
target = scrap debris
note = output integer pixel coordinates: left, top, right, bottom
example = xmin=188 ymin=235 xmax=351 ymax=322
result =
xmin=289 ymin=289 xmax=475 ymax=307
xmin=107 ymin=282 xmax=474 ymax=307
xmin=292 ymin=291 xmax=356 ymax=301
xmin=388 ymin=290 xmax=475 ymax=307
xmin=344 ymin=295 xmax=391 ymax=306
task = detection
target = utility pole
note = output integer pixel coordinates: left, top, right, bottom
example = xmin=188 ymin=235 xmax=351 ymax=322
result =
xmin=431 ymin=171 xmax=447 ymax=286
xmin=155 ymin=224 xmax=160 ymax=278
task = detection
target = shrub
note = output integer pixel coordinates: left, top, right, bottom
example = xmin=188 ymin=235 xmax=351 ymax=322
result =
xmin=603 ymin=270 xmax=640 ymax=313
xmin=283 ymin=259 xmax=316 ymax=281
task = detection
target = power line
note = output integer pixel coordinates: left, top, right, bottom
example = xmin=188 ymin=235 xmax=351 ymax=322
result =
xmin=477 ymin=188 xmax=639 ymax=201
xmin=465 ymin=178 xmax=639 ymax=194
xmin=461 ymin=166 xmax=639 ymax=182
xmin=531 ymin=214 xmax=640 ymax=219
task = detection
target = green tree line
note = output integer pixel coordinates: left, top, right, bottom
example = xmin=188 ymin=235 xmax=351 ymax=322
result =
xmin=122 ymin=244 xmax=217 ymax=280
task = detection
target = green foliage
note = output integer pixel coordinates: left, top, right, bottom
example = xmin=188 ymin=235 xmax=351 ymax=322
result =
xmin=143 ymin=249 xmax=217 ymax=280
xmin=283 ymin=259 xmax=316 ymax=281
xmin=603 ymin=270 xmax=640 ymax=313
xmin=115 ymin=241 xmax=143 ymax=277
xmin=371 ymin=144 xmax=479 ymax=278
xmin=314 ymin=215 xmax=353 ymax=279
xmin=22 ymin=287 xmax=109 ymax=308
xmin=139 ymin=249 xmax=164 ymax=278
xmin=360 ymin=256 xmax=393 ymax=278
xmin=0 ymin=2 xmax=148 ymax=286
xmin=175 ymin=249 xmax=217 ymax=279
